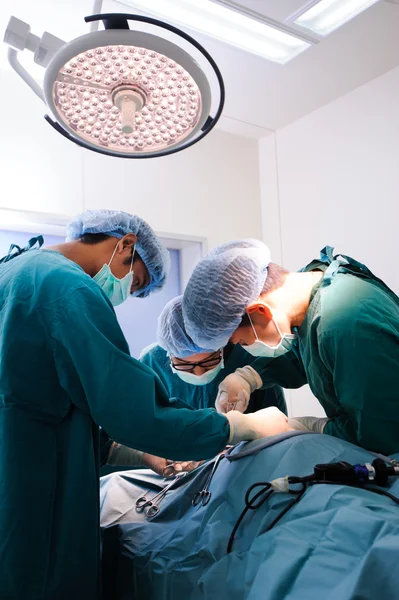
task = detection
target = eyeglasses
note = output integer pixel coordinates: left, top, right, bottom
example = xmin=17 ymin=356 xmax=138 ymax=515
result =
xmin=171 ymin=350 xmax=222 ymax=373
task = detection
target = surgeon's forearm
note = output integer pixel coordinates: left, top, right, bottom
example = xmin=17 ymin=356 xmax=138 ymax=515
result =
xmin=54 ymin=285 xmax=230 ymax=462
xmin=107 ymin=442 xmax=144 ymax=466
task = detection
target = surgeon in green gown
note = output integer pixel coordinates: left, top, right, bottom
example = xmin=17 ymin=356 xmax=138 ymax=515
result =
xmin=0 ymin=211 xmax=292 ymax=600
xmin=103 ymin=295 xmax=293 ymax=474
xmin=182 ymin=240 xmax=399 ymax=455
xmin=143 ymin=295 xmax=288 ymax=413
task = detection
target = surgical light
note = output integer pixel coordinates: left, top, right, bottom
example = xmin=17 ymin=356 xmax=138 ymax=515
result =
xmin=3 ymin=13 xmax=224 ymax=159
xmin=294 ymin=0 xmax=380 ymax=36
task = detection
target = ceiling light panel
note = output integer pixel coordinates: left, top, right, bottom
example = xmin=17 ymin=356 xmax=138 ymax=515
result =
xmin=294 ymin=0 xmax=380 ymax=36
xmin=119 ymin=0 xmax=311 ymax=63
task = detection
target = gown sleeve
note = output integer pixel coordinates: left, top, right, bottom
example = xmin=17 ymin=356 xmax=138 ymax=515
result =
xmin=320 ymin=327 xmax=399 ymax=455
xmin=246 ymin=386 xmax=287 ymax=415
xmin=50 ymin=283 xmax=229 ymax=461
xmin=251 ymin=350 xmax=308 ymax=390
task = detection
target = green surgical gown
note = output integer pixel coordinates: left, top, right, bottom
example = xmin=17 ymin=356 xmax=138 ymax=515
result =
xmin=140 ymin=342 xmax=287 ymax=413
xmin=100 ymin=344 xmax=288 ymax=474
xmin=256 ymin=257 xmax=399 ymax=455
xmin=0 ymin=249 xmax=229 ymax=600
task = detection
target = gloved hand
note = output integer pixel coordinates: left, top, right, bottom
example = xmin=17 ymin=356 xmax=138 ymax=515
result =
xmin=288 ymin=416 xmax=329 ymax=433
xmin=216 ymin=366 xmax=263 ymax=414
xmin=226 ymin=406 xmax=293 ymax=444
xmin=163 ymin=458 xmax=204 ymax=477
xmin=142 ymin=453 xmax=202 ymax=477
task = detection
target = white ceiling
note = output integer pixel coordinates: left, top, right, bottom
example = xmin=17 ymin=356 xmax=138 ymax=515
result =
xmin=1 ymin=0 xmax=399 ymax=138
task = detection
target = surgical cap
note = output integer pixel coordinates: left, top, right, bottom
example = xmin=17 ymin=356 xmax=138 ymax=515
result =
xmin=157 ymin=296 xmax=215 ymax=358
xmin=66 ymin=209 xmax=170 ymax=298
xmin=183 ymin=239 xmax=271 ymax=349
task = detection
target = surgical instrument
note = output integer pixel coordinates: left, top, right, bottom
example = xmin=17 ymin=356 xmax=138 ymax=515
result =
xmin=192 ymin=452 xmax=226 ymax=507
xmin=136 ymin=472 xmax=186 ymax=519
xmin=162 ymin=461 xmax=184 ymax=478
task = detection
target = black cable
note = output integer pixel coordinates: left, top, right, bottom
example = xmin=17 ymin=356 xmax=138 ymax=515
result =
xmin=264 ymin=485 xmax=306 ymax=533
xmin=366 ymin=487 xmax=399 ymax=505
xmin=289 ymin=474 xmax=315 ymax=484
xmin=226 ymin=509 xmax=248 ymax=555
xmin=227 ymin=474 xmax=399 ymax=555
xmin=245 ymin=482 xmax=273 ymax=509
xmin=227 ymin=483 xmax=273 ymax=554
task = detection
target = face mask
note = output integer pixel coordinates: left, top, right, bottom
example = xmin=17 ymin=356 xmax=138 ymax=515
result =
xmin=171 ymin=358 xmax=224 ymax=386
xmin=244 ymin=311 xmax=297 ymax=358
xmin=93 ymin=241 xmax=135 ymax=307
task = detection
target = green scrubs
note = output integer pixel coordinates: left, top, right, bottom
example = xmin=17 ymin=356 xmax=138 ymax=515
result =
xmin=0 ymin=249 xmax=229 ymax=600
xmin=256 ymin=248 xmax=399 ymax=455
xmin=140 ymin=342 xmax=287 ymax=414
xmin=100 ymin=336 xmax=288 ymax=475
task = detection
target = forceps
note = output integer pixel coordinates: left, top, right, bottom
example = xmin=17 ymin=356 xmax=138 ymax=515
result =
xmin=192 ymin=453 xmax=226 ymax=507
xmin=136 ymin=472 xmax=186 ymax=519
xmin=162 ymin=460 xmax=203 ymax=478
xmin=219 ymin=389 xmax=236 ymax=413
xmin=162 ymin=461 xmax=182 ymax=478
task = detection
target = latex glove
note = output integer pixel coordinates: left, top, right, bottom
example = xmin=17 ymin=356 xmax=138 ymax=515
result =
xmin=288 ymin=416 xmax=330 ymax=433
xmin=142 ymin=453 xmax=202 ymax=477
xmin=226 ymin=406 xmax=293 ymax=444
xmin=216 ymin=366 xmax=263 ymax=414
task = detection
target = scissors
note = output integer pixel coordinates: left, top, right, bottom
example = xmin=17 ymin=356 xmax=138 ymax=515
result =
xmin=192 ymin=453 xmax=225 ymax=507
xmin=136 ymin=472 xmax=186 ymax=519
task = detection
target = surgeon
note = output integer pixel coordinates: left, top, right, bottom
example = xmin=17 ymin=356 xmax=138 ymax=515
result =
xmin=147 ymin=295 xmax=287 ymax=415
xmin=183 ymin=240 xmax=399 ymax=455
xmin=104 ymin=295 xmax=288 ymax=475
xmin=0 ymin=213 xmax=292 ymax=600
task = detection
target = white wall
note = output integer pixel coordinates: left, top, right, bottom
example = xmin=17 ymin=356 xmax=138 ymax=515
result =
xmin=0 ymin=68 xmax=262 ymax=251
xmin=275 ymin=64 xmax=399 ymax=291
xmin=259 ymin=65 xmax=399 ymax=418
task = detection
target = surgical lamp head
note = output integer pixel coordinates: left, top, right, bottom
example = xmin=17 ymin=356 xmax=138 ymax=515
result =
xmin=3 ymin=13 xmax=224 ymax=159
